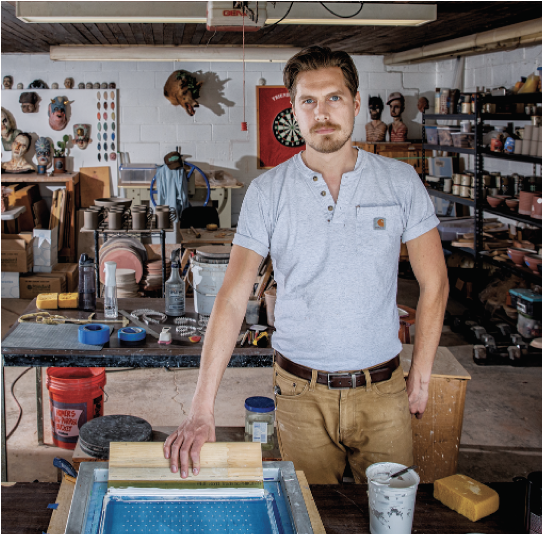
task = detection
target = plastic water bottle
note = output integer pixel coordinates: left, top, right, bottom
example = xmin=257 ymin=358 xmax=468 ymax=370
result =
xmin=103 ymin=261 xmax=118 ymax=319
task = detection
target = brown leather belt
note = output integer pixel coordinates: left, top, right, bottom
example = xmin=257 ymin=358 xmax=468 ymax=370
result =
xmin=275 ymin=352 xmax=400 ymax=390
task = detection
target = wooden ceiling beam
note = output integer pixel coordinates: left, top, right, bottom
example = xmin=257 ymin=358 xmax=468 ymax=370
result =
xmin=152 ymin=23 xmax=164 ymax=45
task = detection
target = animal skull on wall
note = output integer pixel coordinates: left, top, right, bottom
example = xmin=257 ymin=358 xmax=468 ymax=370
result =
xmin=163 ymin=70 xmax=203 ymax=116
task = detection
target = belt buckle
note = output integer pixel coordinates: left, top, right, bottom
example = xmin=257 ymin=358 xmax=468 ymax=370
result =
xmin=327 ymin=373 xmax=358 ymax=390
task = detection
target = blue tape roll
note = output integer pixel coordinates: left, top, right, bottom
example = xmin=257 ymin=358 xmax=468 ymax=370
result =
xmin=118 ymin=326 xmax=146 ymax=342
xmin=78 ymin=324 xmax=110 ymax=345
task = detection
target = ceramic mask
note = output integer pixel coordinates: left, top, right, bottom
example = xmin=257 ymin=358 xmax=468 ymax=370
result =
xmin=1 ymin=108 xmax=21 ymax=151
xmin=74 ymin=123 xmax=90 ymax=150
xmin=16 ymin=83 xmax=23 ymax=90
xmin=64 ymin=77 xmax=74 ymax=89
xmin=35 ymin=137 xmax=52 ymax=167
xmin=78 ymin=82 xmax=85 ymax=89
xmin=109 ymin=83 xmax=116 ymax=89
xmin=163 ymin=69 xmax=203 ymax=116
xmin=1 ymin=133 xmax=35 ymax=172
xmin=48 ymin=96 xmax=69 ymax=131
xmin=19 ymin=92 xmax=39 ymax=113
xmin=51 ymin=82 xmax=59 ymax=89
xmin=3 ymin=76 xmax=13 ymax=90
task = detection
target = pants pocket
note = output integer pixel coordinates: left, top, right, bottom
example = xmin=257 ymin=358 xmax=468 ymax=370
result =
xmin=274 ymin=363 xmax=309 ymax=399
xmin=373 ymin=366 xmax=407 ymax=398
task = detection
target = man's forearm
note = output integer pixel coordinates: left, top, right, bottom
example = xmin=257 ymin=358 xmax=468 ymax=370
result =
xmin=411 ymin=281 xmax=449 ymax=381
xmin=191 ymin=292 xmax=248 ymax=414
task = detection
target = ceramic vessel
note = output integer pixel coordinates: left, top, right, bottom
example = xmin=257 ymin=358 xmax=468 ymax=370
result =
xmin=95 ymin=197 xmax=132 ymax=208
xmin=508 ymin=247 xmax=535 ymax=266
xmin=505 ymin=199 xmax=519 ymax=211
xmin=524 ymin=254 xmax=542 ymax=272
xmin=487 ymin=196 xmax=504 ymax=208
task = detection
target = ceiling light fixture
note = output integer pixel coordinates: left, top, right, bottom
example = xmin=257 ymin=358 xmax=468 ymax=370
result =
xmin=17 ymin=1 xmax=436 ymax=27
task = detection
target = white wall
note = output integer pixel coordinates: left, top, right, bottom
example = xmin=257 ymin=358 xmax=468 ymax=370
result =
xmin=2 ymin=52 xmax=441 ymax=223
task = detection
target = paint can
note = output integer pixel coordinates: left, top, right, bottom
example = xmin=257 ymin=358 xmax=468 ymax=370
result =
xmin=46 ymin=367 xmax=106 ymax=450
xmin=366 ymin=462 xmax=420 ymax=534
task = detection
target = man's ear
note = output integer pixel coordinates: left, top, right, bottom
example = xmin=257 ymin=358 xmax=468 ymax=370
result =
xmin=353 ymin=91 xmax=361 ymax=117
xmin=291 ymin=101 xmax=297 ymax=120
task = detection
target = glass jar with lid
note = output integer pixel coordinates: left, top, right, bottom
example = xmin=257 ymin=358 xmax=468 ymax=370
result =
xmin=245 ymin=396 xmax=275 ymax=450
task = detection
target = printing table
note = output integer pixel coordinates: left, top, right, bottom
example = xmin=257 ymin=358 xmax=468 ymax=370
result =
xmin=0 ymin=297 xmax=273 ymax=482
xmin=0 ymin=479 xmax=525 ymax=534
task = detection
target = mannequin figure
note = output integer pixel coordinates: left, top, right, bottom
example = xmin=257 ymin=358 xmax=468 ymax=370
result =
xmin=365 ymin=96 xmax=387 ymax=142
xmin=2 ymin=133 xmax=35 ymax=172
xmin=387 ymin=92 xmax=408 ymax=142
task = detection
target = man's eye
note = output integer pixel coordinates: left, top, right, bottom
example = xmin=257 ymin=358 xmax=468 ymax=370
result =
xmin=304 ymin=99 xmax=314 ymax=104
xmin=330 ymin=96 xmax=340 ymax=101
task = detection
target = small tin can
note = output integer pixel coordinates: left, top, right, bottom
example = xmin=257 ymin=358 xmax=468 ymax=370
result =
xmin=504 ymin=137 xmax=516 ymax=153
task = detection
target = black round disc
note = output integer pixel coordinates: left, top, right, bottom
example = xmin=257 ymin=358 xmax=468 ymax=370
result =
xmin=79 ymin=415 xmax=152 ymax=459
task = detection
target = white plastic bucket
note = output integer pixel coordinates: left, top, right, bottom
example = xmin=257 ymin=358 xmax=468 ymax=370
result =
xmin=189 ymin=258 xmax=229 ymax=315
xmin=366 ymin=462 xmax=420 ymax=534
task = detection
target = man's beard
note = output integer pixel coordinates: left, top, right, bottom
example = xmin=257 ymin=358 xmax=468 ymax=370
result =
xmin=304 ymin=121 xmax=354 ymax=155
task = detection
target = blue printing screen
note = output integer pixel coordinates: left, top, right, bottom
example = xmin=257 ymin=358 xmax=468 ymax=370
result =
xmin=85 ymin=481 xmax=295 ymax=534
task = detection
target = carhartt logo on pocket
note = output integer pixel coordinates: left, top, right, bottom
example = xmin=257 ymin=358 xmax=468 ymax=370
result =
xmin=374 ymin=217 xmax=386 ymax=230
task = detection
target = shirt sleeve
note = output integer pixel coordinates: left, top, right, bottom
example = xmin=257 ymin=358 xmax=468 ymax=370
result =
xmin=401 ymin=167 xmax=440 ymax=243
xmin=232 ymin=181 xmax=271 ymax=258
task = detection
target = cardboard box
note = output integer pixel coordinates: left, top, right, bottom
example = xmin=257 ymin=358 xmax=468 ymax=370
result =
xmin=33 ymin=226 xmax=59 ymax=268
xmin=52 ymin=263 xmax=79 ymax=292
xmin=19 ymin=273 xmax=66 ymax=300
xmin=7 ymin=184 xmax=41 ymax=232
xmin=1 ymin=272 xmax=20 ymax=298
xmin=1 ymin=233 xmax=34 ymax=272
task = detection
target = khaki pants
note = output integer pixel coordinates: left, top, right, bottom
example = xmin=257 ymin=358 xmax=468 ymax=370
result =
xmin=273 ymin=360 xmax=413 ymax=485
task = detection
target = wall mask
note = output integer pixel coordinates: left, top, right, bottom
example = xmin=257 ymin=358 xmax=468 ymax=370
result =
xmin=1 ymin=132 xmax=35 ymax=173
xmin=29 ymin=79 xmax=48 ymax=89
xmin=48 ymin=96 xmax=69 ymax=131
xmin=1 ymin=108 xmax=22 ymax=151
xmin=74 ymin=123 xmax=90 ymax=150
xmin=3 ymin=76 xmax=13 ymax=90
xmin=64 ymin=77 xmax=74 ymax=89
xmin=19 ymin=92 xmax=39 ymax=113
xmin=365 ymin=95 xmax=386 ymax=142
xmin=163 ymin=70 xmax=203 ymax=116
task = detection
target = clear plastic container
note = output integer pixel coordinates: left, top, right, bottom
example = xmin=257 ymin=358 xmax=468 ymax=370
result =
xmin=437 ymin=126 xmax=460 ymax=146
xmin=452 ymin=132 xmax=475 ymax=148
xmin=245 ymin=396 xmax=275 ymax=450
xmin=425 ymin=126 xmax=438 ymax=145
xmin=517 ymin=312 xmax=542 ymax=339
xmin=118 ymin=163 xmax=159 ymax=185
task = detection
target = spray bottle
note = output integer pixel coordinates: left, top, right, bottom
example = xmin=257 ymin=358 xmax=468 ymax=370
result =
xmin=165 ymin=248 xmax=185 ymax=317
xmin=103 ymin=261 xmax=118 ymax=319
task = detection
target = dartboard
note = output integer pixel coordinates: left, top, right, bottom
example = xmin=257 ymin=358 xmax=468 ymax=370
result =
xmin=273 ymin=108 xmax=305 ymax=147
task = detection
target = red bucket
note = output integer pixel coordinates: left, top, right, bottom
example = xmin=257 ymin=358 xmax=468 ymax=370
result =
xmin=46 ymin=368 xmax=106 ymax=450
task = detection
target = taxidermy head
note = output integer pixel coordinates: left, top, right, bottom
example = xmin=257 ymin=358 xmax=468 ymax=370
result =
xmin=163 ymin=70 xmax=203 ymax=116
xmin=48 ymin=96 xmax=69 ymax=131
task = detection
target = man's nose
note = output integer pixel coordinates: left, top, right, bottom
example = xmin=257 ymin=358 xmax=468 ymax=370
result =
xmin=314 ymin=100 xmax=329 ymax=121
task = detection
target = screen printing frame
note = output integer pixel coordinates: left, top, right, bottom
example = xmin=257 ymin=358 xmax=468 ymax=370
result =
xmin=66 ymin=461 xmax=313 ymax=534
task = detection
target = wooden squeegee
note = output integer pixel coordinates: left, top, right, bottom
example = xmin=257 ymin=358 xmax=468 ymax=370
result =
xmin=107 ymin=442 xmax=264 ymax=490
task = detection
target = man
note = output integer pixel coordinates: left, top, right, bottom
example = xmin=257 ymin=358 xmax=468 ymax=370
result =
xmin=365 ymin=95 xmax=387 ymax=142
xmin=387 ymin=92 xmax=408 ymax=142
xmin=164 ymin=46 xmax=448 ymax=484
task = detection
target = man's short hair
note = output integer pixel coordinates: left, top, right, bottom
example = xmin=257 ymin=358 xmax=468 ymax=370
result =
xmin=283 ymin=46 xmax=359 ymax=104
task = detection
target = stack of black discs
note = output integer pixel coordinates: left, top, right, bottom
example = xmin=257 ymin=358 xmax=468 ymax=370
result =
xmin=78 ymin=414 xmax=152 ymax=459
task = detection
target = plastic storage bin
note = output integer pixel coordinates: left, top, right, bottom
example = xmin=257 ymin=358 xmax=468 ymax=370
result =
xmin=425 ymin=126 xmax=439 ymax=145
xmin=118 ymin=163 xmax=159 ymax=185
xmin=437 ymin=126 xmax=460 ymax=146
xmin=437 ymin=217 xmax=474 ymax=241
xmin=517 ymin=311 xmax=542 ymax=339
xmin=509 ymin=288 xmax=542 ymax=317
xmin=452 ymin=132 xmax=475 ymax=148
xmin=245 ymin=396 xmax=275 ymax=450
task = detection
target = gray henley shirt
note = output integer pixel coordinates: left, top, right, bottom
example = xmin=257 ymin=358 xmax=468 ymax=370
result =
xmin=233 ymin=148 xmax=439 ymax=371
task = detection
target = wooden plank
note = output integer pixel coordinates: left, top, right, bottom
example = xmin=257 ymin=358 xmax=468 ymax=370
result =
xmin=112 ymin=23 xmax=134 ymax=45
xmin=152 ymin=23 xmax=164 ymax=45
xmin=296 ymin=471 xmax=327 ymax=534
xmin=49 ymin=190 xmax=59 ymax=230
xmin=32 ymin=199 xmax=49 ymax=229
xmin=108 ymin=442 xmax=263 ymax=484
xmin=172 ymin=23 xmax=185 ymax=46
xmin=58 ymin=188 xmax=66 ymax=250
xmin=79 ymin=166 xmax=111 ymax=208
xmin=400 ymin=345 xmax=471 ymax=380
xmin=256 ymin=259 xmax=273 ymax=299
xmin=47 ymin=474 xmax=76 ymax=534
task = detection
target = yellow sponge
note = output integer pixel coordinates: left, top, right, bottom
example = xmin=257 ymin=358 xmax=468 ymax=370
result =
xmin=434 ymin=474 xmax=499 ymax=522
xmin=36 ymin=293 xmax=58 ymax=310
xmin=58 ymin=293 xmax=78 ymax=309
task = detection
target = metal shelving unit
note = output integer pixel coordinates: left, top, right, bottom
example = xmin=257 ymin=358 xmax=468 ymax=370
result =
xmin=423 ymin=92 xmax=542 ymax=281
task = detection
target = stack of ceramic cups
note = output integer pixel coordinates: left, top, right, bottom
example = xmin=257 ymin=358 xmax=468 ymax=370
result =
xmin=131 ymin=205 xmax=151 ymax=230
xmin=83 ymin=206 xmax=103 ymax=230
xmin=153 ymin=205 xmax=176 ymax=229
xmin=116 ymin=268 xmax=140 ymax=298
xmin=107 ymin=205 xmax=126 ymax=230
xmin=520 ymin=125 xmax=542 ymax=157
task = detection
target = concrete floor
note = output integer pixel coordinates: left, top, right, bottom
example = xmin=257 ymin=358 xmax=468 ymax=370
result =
xmin=2 ymin=279 xmax=541 ymax=483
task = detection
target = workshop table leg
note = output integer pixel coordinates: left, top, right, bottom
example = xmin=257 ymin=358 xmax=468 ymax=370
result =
xmin=36 ymin=367 xmax=44 ymax=446
xmin=161 ymin=230 xmax=166 ymax=297
xmin=1 ymin=356 xmax=7 ymax=482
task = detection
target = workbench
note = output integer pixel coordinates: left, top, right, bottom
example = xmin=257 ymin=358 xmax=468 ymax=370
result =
xmin=1 ymin=298 xmax=470 ymax=486
xmin=1 ymin=478 xmax=524 ymax=534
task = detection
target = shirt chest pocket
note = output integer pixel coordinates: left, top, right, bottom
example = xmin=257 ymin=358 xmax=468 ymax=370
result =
xmin=355 ymin=205 xmax=404 ymax=254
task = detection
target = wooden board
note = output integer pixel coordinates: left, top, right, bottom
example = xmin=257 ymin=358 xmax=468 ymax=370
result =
xmin=108 ymin=442 xmax=263 ymax=484
xmin=79 ymin=167 xmax=111 ymax=208
xmin=400 ymin=345 xmax=471 ymax=380
xmin=296 ymin=471 xmax=327 ymax=534
xmin=32 ymin=199 xmax=49 ymax=229
xmin=47 ymin=474 xmax=76 ymax=534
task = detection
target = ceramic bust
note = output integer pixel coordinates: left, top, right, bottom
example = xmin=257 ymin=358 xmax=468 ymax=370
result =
xmin=19 ymin=92 xmax=39 ymax=113
xmin=35 ymin=137 xmax=52 ymax=172
xmin=109 ymin=82 xmax=116 ymax=89
xmin=78 ymin=82 xmax=85 ymax=90
xmin=3 ymin=76 xmax=13 ymax=90
xmin=1 ymin=133 xmax=35 ymax=172
xmin=16 ymin=83 xmax=23 ymax=90
xmin=365 ymin=96 xmax=387 ymax=142
xmin=64 ymin=77 xmax=74 ymax=89
xmin=1 ymin=108 xmax=22 ymax=151
xmin=48 ymin=96 xmax=69 ymax=131
xmin=74 ymin=124 xmax=90 ymax=149
xmin=387 ymin=92 xmax=408 ymax=142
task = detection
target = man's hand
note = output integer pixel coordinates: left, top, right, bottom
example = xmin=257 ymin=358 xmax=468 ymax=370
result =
xmin=405 ymin=365 xmax=430 ymax=419
xmin=163 ymin=410 xmax=216 ymax=477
